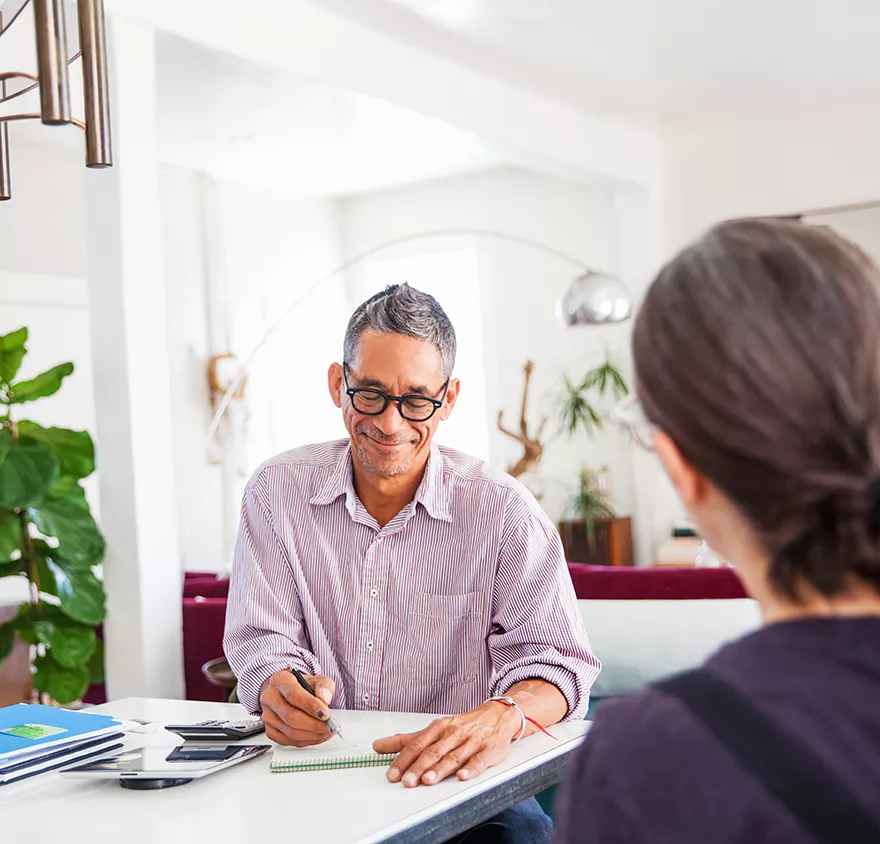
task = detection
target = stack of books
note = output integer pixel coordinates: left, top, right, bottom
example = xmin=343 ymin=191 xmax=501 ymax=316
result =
xmin=0 ymin=703 xmax=125 ymax=786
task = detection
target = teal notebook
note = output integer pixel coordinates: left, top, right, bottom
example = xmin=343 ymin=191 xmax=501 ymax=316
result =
xmin=0 ymin=704 xmax=122 ymax=762
xmin=270 ymin=713 xmax=396 ymax=773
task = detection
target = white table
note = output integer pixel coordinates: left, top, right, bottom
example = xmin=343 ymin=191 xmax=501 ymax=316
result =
xmin=0 ymin=698 xmax=589 ymax=844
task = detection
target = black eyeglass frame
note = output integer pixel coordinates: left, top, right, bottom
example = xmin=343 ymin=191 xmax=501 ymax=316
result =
xmin=343 ymin=363 xmax=450 ymax=422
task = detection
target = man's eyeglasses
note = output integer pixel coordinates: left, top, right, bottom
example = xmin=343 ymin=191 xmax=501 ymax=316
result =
xmin=343 ymin=364 xmax=449 ymax=422
xmin=609 ymin=394 xmax=658 ymax=451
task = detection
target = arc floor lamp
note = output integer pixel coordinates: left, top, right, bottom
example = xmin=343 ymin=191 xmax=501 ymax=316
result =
xmin=206 ymin=227 xmax=633 ymax=449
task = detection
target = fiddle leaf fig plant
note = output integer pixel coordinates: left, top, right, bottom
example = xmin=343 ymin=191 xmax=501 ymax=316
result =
xmin=0 ymin=327 xmax=106 ymax=704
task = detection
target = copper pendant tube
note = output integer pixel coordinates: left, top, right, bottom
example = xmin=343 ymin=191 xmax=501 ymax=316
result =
xmin=0 ymin=12 xmax=10 ymax=201
xmin=77 ymin=0 xmax=112 ymax=167
xmin=0 ymin=105 xmax=9 ymax=201
xmin=33 ymin=0 xmax=72 ymax=125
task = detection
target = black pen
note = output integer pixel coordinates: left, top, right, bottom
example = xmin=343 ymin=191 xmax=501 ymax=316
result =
xmin=289 ymin=667 xmax=344 ymax=739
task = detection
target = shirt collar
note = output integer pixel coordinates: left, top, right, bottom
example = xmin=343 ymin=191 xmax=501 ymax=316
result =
xmin=310 ymin=442 xmax=355 ymax=507
xmin=309 ymin=441 xmax=452 ymax=522
xmin=414 ymin=444 xmax=452 ymax=522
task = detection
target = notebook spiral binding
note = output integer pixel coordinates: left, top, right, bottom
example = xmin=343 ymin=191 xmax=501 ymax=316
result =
xmin=270 ymin=753 xmax=396 ymax=773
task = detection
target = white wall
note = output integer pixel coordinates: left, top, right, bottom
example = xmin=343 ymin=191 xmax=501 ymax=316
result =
xmin=211 ymin=179 xmax=349 ymax=488
xmin=159 ymin=166 xmax=227 ymax=575
xmin=808 ymin=207 xmax=880 ymax=264
xmin=662 ymin=108 xmax=880 ymax=254
xmin=340 ymin=167 xmax=640 ymax=526
xmin=0 ymin=141 xmax=86 ymax=278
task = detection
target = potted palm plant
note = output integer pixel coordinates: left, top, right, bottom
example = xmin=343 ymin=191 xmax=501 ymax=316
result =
xmin=0 ymin=327 xmax=106 ymax=705
xmin=557 ymin=356 xmax=633 ymax=565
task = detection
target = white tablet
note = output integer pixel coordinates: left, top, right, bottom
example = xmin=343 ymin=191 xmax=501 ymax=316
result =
xmin=61 ymin=744 xmax=269 ymax=781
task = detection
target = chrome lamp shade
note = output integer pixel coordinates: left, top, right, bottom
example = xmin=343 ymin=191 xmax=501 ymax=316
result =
xmin=557 ymin=271 xmax=633 ymax=326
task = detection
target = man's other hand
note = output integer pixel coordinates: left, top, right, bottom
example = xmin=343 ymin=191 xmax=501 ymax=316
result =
xmin=373 ymin=701 xmax=522 ymax=787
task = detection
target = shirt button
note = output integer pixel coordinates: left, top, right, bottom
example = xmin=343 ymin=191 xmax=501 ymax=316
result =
xmin=363 ymin=693 xmax=369 ymax=703
xmin=367 ymin=641 xmax=374 ymax=650
xmin=370 ymin=588 xmax=378 ymax=597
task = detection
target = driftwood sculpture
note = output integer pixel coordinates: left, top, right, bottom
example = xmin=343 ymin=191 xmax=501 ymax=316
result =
xmin=498 ymin=360 xmax=548 ymax=478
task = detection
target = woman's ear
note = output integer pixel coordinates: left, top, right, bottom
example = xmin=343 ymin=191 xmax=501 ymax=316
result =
xmin=654 ymin=430 xmax=709 ymax=510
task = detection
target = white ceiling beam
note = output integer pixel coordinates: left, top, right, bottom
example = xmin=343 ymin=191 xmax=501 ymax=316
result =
xmin=103 ymin=0 xmax=661 ymax=190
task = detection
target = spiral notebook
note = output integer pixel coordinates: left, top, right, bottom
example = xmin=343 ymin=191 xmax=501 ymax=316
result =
xmin=270 ymin=713 xmax=396 ymax=773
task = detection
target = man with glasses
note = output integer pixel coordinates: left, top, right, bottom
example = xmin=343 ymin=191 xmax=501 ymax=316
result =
xmin=225 ymin=283 xmax=597 ymax=843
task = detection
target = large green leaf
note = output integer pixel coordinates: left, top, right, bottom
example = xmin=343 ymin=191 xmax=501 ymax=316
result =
xmin=32 ymin=611 xmax=96 ymax=668
xmin=33 ymin=554 xmax=58 ymax=595
xmin=28 ymin=480 xmax=104 ymax=564
xmin=7 ymin=362 xmax=74 ymax=404
xmin=0 ymin=432 xmax=60 ymax=508
xmin=87 ymin=637 xmax=105 ymax=684
xmin=32 ymin=654 xmax=90 ymax=705
xmin=0 ymin=508 xmax=22 ymax=559
xmin=0 ymin=328 xmax=28 ymax=350
xmin=49 ymin=562 xmax=106 ymax=625
xmin=0 ymin=620 xmax=15 ymax=661
xmin=16 ymin=422 xmax=95 ymax=479
xmin=0 ymin=327 xmax=27 ymax=385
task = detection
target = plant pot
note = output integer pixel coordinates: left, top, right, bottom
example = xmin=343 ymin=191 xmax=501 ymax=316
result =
xmin=558 ymin=516 xmax=633 ymax=567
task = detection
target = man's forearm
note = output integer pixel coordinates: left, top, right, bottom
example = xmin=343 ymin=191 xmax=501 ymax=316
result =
xmin=494 ymin=678 xmax=569 ymax=738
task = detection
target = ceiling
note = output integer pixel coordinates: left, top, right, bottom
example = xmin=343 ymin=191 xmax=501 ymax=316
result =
xmin=1 ymin=17 xmax=507 ymax=196
xmin=153 ymin=33 xmax=505 ymax=196
xmin=327 ymin=0 xmax=880 ymax=127
xmin=10 ymin=0 xmax=878 ymax=193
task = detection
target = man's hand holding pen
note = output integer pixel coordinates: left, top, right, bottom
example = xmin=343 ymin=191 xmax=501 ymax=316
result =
xmin=259 ymin=670 xmax=338 ymax=747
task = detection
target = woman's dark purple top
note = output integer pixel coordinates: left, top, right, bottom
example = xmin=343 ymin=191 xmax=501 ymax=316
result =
xmin=554 ymin=617 xmax=880 ymax=843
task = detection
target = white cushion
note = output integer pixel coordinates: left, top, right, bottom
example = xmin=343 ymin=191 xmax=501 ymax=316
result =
xmin=580 ymin=598 xmax=762 ymax=698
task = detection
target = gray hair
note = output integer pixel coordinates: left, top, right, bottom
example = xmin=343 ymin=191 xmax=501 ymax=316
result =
xmin=343 ymin=283 xmax=457 ymax=378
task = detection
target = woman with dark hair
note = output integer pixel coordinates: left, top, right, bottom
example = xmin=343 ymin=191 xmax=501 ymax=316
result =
xmin=554 ymin=219 xmax=880 ymax=843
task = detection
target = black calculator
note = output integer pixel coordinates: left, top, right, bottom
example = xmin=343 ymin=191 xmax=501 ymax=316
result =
xmin=164 ymin=719 xmax=266 ymax=741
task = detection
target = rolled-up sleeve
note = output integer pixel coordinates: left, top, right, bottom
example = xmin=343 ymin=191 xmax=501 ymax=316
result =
xmin=223 ymin=470 xmax=322 ymax=714
xmin=488 ymin=493 xmax=600 ymax=720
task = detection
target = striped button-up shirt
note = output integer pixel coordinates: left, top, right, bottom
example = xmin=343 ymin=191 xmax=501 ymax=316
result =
xmin=224 ymin=439 xmax=600 ymax=718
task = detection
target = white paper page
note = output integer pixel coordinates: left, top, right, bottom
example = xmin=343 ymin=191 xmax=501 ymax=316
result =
xmin=272 ymin=712 xmax=396 ymax=761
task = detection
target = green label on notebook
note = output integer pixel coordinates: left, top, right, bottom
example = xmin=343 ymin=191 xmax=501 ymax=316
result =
xmin=2 ymin=723 xmax=68 ymax=740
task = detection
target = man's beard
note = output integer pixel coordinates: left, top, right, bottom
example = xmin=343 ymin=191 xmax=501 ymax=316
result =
xmin=354 ymin=426 xmax=417 ymax=477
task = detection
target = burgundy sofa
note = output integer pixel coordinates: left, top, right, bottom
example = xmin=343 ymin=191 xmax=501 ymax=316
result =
xmin=182 ymin=575 xmax=232 ymax=702
xmin=567 ymin=562 xmax=748 ymax=600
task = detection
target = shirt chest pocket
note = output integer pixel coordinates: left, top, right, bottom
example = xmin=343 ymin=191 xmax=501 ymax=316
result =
xmin=406 ymin=592 xmax=485 ymax=683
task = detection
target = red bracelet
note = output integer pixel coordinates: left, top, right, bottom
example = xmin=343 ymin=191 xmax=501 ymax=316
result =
xmin=524 ymin=715 xmax=558 ymax=740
